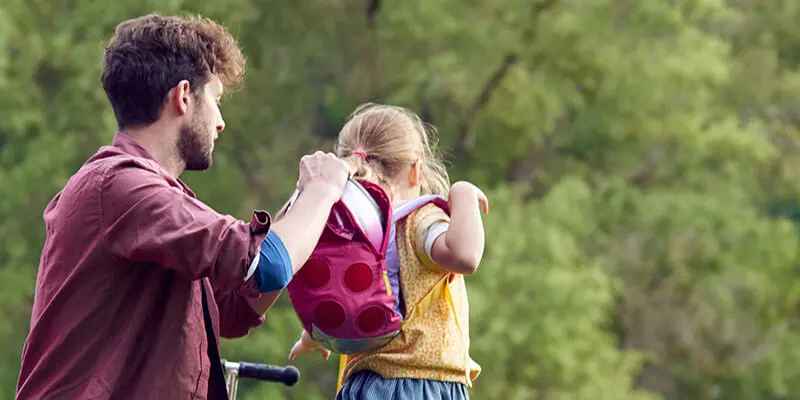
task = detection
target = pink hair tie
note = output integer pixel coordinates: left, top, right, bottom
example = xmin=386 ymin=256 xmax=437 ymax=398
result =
xmin=352 ymin=150 xmax=367 ymax=160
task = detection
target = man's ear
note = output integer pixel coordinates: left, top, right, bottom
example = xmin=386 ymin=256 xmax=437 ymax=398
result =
xmin=169 ymin=80 xmax=192 ymax=116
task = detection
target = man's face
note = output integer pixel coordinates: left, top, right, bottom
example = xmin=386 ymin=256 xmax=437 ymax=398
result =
xmin=179 ymin=76 xmax=225 ymax=171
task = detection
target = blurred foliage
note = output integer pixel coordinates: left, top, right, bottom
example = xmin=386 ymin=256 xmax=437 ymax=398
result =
xmin=3 ymin=0 xmax=800 ymax=399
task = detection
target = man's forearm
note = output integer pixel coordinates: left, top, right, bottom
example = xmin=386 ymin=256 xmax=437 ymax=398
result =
xmin=269 ymin=184 xmax=338 ymax=273
xmin=242 ymin=184 xmax=337 ymax=316
xmin=245 ymin=290 xmax=282 ymax=316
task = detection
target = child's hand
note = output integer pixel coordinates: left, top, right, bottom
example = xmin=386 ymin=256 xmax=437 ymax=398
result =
xmin=449 ymin=181 xmax=489 ymax=214
xmin=288 ymin=330 xmax=331 ymax=361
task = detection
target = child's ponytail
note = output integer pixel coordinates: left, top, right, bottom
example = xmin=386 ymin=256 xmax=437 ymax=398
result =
xmin=343 ymin=150 xmax=395 ymax=199
xmin=335 ymin=103 xmax=451 ymax=200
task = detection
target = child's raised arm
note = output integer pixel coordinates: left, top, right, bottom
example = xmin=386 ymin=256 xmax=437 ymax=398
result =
xmin=429 ymin=181 xmax=489 ymax=275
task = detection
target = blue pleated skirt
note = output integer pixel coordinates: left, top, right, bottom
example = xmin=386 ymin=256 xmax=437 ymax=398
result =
xmin=336 ymin=370 xmax=469 ymax=400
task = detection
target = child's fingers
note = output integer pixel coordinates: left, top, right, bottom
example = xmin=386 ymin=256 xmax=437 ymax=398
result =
xmin=289 ymin=347 xmax=309 ymax=360
xmin=475 ymin=188 xmax=489 ymax=214
xmin=289 ymin=340 xmax=331 ymax=361
xmin=289 ymin=339 xmax=310 ymax=360
xmin=319 ymin=348 xmax=331 ymax=360
xmin=289 ymin=330 xmax=331 ymax=361
xmin=288 ymin=342 xmax=301 ymax=360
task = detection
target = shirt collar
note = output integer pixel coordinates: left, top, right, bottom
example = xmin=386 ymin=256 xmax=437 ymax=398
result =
xmin=110 ymin=131 xmax=197 ymax=198
xmin=111 ymin=131 xmax=160 ymax=163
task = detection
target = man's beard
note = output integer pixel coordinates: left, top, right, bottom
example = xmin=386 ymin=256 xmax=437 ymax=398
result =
xmin=178 ymin=112 xmax=213 ymax=171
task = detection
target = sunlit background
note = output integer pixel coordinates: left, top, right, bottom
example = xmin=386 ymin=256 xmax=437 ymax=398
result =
xmin=3 ymin=1 xmax=800 ymax=399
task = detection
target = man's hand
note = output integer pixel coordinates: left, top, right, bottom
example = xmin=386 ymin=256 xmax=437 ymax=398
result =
xmin=267 ymin=151 xmax=354 ymax=278
xmin=297 ymin=151 xmax=352 ymax=202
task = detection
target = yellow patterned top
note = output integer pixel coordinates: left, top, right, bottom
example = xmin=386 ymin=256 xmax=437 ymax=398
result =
xmin=339 ymin=203 xmax=481 ymax=386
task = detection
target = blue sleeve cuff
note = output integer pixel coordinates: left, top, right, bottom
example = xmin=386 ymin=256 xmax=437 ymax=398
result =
xmin=254 ymin=230 xmax=293 ymax=292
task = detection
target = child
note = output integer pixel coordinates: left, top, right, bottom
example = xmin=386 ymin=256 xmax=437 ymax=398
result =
xmin=288 ymin=103 xmax=488 ymax=400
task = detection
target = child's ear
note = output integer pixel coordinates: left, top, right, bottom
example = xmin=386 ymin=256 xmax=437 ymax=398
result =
xmin=408 ymin=161 xmax=422 ymax=187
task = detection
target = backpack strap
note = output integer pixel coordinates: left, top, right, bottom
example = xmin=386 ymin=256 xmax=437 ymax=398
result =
xmin=385 ymin=194 xmax=449 ymax=318
xmin=385 ymin=195 xmax=450 ymax=316
xmin=392 ymin=194 xmax=448 ymax=223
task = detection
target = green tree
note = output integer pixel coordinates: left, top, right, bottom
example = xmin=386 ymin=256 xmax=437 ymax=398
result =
xmin=3 ymin=0 xmax=800 ymax=399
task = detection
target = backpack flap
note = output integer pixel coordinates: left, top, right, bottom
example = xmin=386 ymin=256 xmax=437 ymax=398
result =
xmin=286 ymin=179 xmax=402 ymax=355
xmin=284 ymin=180 xmax=383 ymax=245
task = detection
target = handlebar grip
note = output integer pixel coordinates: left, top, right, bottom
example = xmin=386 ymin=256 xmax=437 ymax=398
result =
xmin=237 ymin=362 xmax=300 ymax=386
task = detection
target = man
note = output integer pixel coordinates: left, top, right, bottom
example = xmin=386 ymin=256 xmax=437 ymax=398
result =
xmin=16 ymin=13 xmax=349 ymax=399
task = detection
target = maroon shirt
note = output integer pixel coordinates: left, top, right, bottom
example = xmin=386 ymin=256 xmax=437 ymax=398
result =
xmin=17 ymin=132 xmax=271 ymax=399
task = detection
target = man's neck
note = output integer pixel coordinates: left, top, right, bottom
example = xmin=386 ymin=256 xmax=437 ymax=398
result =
xmin=122 ymin=123 xmax=186 ymax=179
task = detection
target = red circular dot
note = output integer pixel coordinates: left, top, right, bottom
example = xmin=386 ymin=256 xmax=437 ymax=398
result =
xmin=357 ymin=306 xmax=386 ymax=333
xmin=300 ymin=259 xmax=330 ymax=289
xmin=315 ymin=301 xmax=345 ymax=329
xmin=344 ymin=263 xmax=373 ymax=293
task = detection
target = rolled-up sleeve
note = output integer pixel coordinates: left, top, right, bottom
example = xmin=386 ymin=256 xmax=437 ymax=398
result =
xmin=100 ymin=162 xmax=270 ymax=295
xmin=214 ymin=289 xmax=266 ymax=338
xmin=411 ymin=204 xmax=450 ymax=271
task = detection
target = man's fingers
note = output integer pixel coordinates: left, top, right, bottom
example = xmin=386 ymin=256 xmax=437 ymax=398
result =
xmin=297 ymin=151 xmax=352 ymax=194
xmin=343 ymin=159 xmax=357 ymax=177
xmin=326 ymin=153 xmax=354 ymax=178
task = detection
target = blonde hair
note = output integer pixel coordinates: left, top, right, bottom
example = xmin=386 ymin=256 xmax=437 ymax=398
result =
xmin=334 ymin=103 xmax=450 ymax=198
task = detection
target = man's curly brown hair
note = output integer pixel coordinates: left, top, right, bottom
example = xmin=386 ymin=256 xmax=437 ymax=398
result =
xmin=101 ymin=13 xmax=245 ymax=129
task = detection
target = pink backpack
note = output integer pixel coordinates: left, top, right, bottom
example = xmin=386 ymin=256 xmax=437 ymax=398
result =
xmin=285 ymin=179 xmax=449 ymax=355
